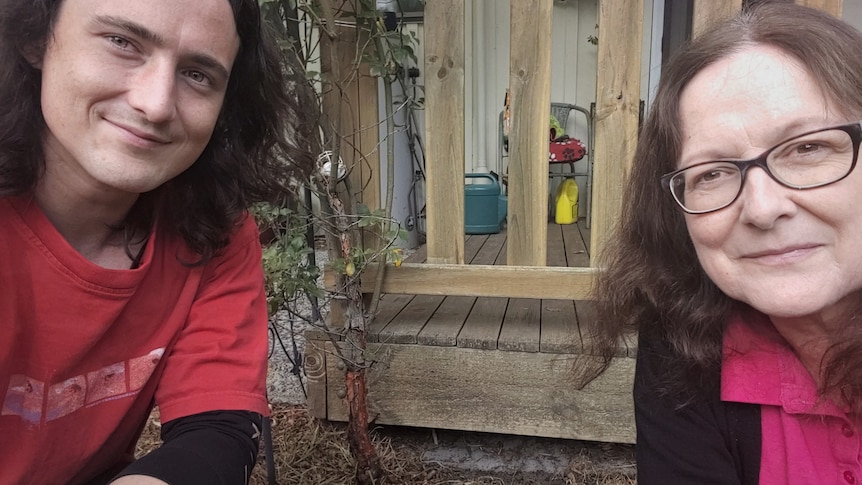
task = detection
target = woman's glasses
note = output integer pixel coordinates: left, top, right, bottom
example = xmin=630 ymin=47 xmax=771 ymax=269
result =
xmin=661 ymin=121 xmax=862 ymax=214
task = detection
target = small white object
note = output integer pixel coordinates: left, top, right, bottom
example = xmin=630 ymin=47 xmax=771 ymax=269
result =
xmin=317 ymin=151 xmax=347 ymax=180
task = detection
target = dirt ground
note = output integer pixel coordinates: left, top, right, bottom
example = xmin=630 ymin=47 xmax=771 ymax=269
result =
xmin=137 ymin=404 xmax=636 ymax=485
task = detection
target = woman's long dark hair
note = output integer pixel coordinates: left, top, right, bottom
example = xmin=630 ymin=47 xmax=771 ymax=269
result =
xmin=587 ymin=2 xmax=862 ymax=411
xmin=0 ymin=0 xmax=317 ymax=261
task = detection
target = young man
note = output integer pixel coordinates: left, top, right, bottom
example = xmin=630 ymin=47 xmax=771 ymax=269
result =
xmin=0 ymin=0 xmax=312 ymax=483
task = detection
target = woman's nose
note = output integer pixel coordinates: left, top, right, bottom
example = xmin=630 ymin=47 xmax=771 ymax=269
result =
xmin=737 ymin=167 xmax=797 ymax=229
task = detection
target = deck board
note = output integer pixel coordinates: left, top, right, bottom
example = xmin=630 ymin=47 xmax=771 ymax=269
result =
xmin=498 ymin=298 xmax=542 ymax=352
xmin=376 ymin=294 xmax=444 ymax=344
xmin=416 ymin=296 xmax=476 ymax=346
xmin=540 ymin=223 xmax=584 ymax=353
xmin=412 ymin=234 xmax=488 ymax=346
xmin=561 ymin=222 xmax=590 ymax=267
xmin=455 ymin=233 xmax=508 ymax=349
xmin=541 ymin=299 xmax=580 ymax=353
xmin=456 ymin=297 xmax=508 ymax=349
xmin=546 ymin=224 xmax=566 ymax=267
xmin=371 ymin=220 xmax=593 ymax=352
xmin=367 ymin=294 xmax=414 ymax=342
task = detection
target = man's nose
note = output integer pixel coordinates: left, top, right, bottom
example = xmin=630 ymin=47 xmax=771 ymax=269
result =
xmin=127 ymin=58 xmax=177 ymax=123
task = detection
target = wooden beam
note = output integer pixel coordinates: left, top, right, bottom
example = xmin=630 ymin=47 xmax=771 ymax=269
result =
xmin=796 ymin=0 xmax=843 ymax=17
xmin=320 ymin=21 xmax=361 ymax=334
xmin=325 ymin=263 xmax=598 ymax=300
xmin=507 ymin=0 xmax=552 ymax=266
xmin=323 ymin=342 xmax=636 ymax=443
xmin=424 ymin=0 xmax=466 ymax=264
xmin=590 ymin=0 xmax=643 ymax=266
xmin=692 ymin=0 xmax=742 ymax=37
xmin=357 ymin=57 xmax=382 ymax=251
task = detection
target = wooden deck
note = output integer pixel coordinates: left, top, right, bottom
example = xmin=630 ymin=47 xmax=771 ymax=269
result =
xmin=305 ymin=220 xmax=636 ymax=444
xmin=369 ymin=220 xmax=593 ymax=351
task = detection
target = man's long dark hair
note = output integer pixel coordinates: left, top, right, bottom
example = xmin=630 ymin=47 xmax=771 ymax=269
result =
xmin=0 ymin=0 xmax=316 ymax=261
xmin=586 ymin=2 xmax=862 ymax=412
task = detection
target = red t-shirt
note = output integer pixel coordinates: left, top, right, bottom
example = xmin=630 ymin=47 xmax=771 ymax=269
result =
xmin=0 ymin=196 xmax=270 ymax=485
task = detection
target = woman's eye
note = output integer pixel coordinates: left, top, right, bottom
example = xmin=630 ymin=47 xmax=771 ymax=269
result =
xmin=700 ymin=170 xmax=722 ymax=182
xmin=795 ymin=142 xmax=822 ymax=154
xmin=689 ymin=166 xmax=735 ymax=187
xmin=695 ymin=169 xmax=728 ymax=184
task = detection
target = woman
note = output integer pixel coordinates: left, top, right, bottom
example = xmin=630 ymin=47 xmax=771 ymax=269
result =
xmin=589 ymin=3 xmax=862 ymax=484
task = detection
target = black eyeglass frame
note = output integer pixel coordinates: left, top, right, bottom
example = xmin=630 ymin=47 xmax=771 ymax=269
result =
xmin=660 ymin=121 xmax=862 ymax=214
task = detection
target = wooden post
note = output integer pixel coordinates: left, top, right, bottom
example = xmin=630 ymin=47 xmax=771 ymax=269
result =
xmin=320 ymin=23 xmax=359 ymax=331
xmin=590 ymin=0 xmax=643 ymax=267
xmin=692 ymin=0 xmax=742 ymax=37
xmin=357 ymin=59 xmax=381 ymax=252
xmin=507 ymin=0 xmax=552 ymax=267
xmin=796 ymin=0 xmax=843 ymax=17
xmin=424 ymin=0 xmax=466 ymax=264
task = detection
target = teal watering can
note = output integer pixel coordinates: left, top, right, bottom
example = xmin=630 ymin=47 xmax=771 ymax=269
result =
xmin=464 ymin=173 xmax=508 ymax=234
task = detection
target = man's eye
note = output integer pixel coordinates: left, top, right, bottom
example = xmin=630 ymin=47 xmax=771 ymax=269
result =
xmin=182 ymin=69 xmax=213 ymax=87
xmin=107 ymin=35 xmax=131 ymax=49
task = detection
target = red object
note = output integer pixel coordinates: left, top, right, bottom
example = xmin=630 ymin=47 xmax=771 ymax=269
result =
xmin=549 ymin=136 xmax=586 ymax=163
xmin=0 ymin=196 xmax=270 ymax=484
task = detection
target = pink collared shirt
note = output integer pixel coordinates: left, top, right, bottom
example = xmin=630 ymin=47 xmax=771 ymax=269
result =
xmin=722 ymin=313 xmax=862 ymax=485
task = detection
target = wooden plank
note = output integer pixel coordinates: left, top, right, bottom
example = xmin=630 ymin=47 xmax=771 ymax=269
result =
xmin=366 ymin=293 xmax=414 ymax=343
xmin=507 ymin=0 xmax=552 ymax=266
xmin=456 ymin=237 xmax=508 ymax=349
xmin=325 ymin=343 xmax=636 ymax=443
xmin=369 ymin=233 xmax=488 ymax=343
xmin=462 ymin=233 xmax=488 ymax=263
xmin=303 ymin=340 xmax=328 ymax=418
xmin=541 ymin=299 xmax=580 ymax=354
xmin=304 ymin=323 xmax=339 ymax=342
xmin=577 ymin=218 xmax=591 ymax=256
xmin=375 ymin=294 xmax=444 ymax=344
xmin=498 ymin=298 xmax=541 ymax=352
xmin=357 ymin=57 xmax=382 ymax=252
xmin=319 ymin=21 xmax=360 ymax=344
xmin=590 ymin=0 xmax=644 ymax=266
xmin=457 ymin=297 xmax=508 ymax=349
xmin=424 ymin=0 xmax=465 ymax=264
xmin=546 ymin=224 xmax=566 ymax=267
xmin=796 ymin=0 xmax=843 ymax=17
xmin=692 ymin=0 xmax=742 ymax=38
xmin=333 ymin=263 xmax=597 ymax=300
xmin=575 ymin=299 xmax=628 ymax=358
xmin=561 ymin=223 xmax=590 ymax=267
xmin=414 ymin=235 xmax=488 ymax=345
xmin=469 ymin=231 xmax=505 ymax=265
xmin=417 ymin=296 xmax=475 ymax=346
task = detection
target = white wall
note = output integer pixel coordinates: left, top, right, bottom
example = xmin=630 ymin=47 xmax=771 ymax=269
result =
xmin=844 ymin=1 xmax=862 ymax=32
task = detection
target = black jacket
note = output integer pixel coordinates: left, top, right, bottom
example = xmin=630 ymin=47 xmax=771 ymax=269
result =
xmin=634 ymin=331 xmax=762 ymax=484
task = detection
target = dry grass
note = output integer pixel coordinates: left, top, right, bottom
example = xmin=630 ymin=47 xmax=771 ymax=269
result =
xmin=136 ymin=404 xmax=636 ymax=485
